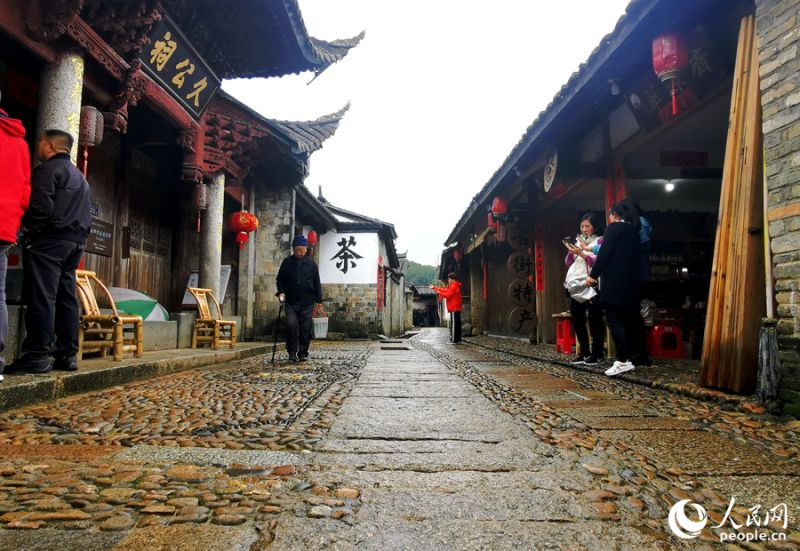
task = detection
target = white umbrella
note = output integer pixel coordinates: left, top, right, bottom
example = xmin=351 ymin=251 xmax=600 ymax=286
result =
xmin=108 ymin=287 xmax=169 ymax=321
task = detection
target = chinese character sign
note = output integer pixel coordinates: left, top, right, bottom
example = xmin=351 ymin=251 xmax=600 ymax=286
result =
xmin=509 ymin=307 xmax=535 ymax=335
xmin=330 ymin=235 xmax=363 ymax=274
xmin=139 ymin=15 xmax=221 ymax=119
xmin=319 ymin=232 xmax=379 ymax=284
xmin=508 ymin=278 xmax=534 ymax=307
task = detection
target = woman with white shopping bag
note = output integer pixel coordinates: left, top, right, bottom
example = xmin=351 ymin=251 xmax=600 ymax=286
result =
xmin=563 ymin=213 xmax=605 ymax=366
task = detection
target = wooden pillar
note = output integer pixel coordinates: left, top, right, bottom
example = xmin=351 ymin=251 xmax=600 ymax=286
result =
xmin=701 ymin=15 xmax=765 ymax=393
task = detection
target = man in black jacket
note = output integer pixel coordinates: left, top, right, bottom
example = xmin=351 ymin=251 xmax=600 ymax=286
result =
xmin=12 ymin=130 xmax=92 ymax=374
xmin=276 ymin=235 xmax=322 ymax=362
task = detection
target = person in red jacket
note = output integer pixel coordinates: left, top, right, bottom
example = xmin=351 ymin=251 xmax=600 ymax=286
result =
xmin=432 ymin=272 xmax=463 ymax=343
xmin=0 ymin=94 xmax=32 ymax=382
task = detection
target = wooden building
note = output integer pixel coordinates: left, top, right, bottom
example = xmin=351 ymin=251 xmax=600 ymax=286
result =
xmin=444 ymin=0 xmax=799 ymax=406
xmin=0 ymin=0 xmax=361 ymax=344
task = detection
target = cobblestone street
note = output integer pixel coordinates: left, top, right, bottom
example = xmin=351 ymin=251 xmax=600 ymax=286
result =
xmin=0 ymin=329 xmax=798 ymax=550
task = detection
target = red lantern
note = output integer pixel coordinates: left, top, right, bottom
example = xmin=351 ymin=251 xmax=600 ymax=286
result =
xmin=228 ymin=211 xmax=259 ymax=250
xmin=652 ymin=33 xmax=688 ymax=116
xmin=453 ymin=249 xmax=463 ymax=262
xmin=307 ymin=230 xmax=318 ymax=246
xmin=491 ymin=196 xmax=508 ymax=216
xmin=488 ymin=212 xmax=497 ymax=231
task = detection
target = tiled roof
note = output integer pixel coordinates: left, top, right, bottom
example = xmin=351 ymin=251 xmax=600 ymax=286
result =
xmin=266 ymin=104 xmax=351 ymax=155
xmin=445 ymin=0 xmax=655 ymax=245
xmin=163 ymin=0 xmax=364 ymax=79
xmin=216 ymin=90 xmax=348 ymax=159
xmin=282 ymin=0 xmax=365 ymax=77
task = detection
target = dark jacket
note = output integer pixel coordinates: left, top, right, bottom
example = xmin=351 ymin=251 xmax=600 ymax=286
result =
xmin=0 ymin=109 xmax=31 ymax=243
xmin=588 ymin=221 xmax=640 ymax=309
xmin=276 ymin=254 xmax=323 ymax=306
xmin=22 ymin=152 xmax=92 ymax=244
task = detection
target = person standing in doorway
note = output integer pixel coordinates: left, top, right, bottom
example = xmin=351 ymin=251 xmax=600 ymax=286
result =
xmin=585 ymin=202 xmax=646 ymax=376
xmin=0 ymin=93 xmax=32 ymax=382
xmin=432 ymin=272 xmax=462 ymax=343
xmin=11 ymin=130 xmax=91 ymax=374
xmin=563 ymin=212 xmax=605 ymax=365
xmin=276 ymin=235 xmax=322 ymax=363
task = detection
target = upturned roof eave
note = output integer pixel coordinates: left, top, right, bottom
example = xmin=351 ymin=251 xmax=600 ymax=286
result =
xmin=216 ymin=89 xmax=348 ymax=163
xmin=282 ymin=0 xmax=365 ymax=77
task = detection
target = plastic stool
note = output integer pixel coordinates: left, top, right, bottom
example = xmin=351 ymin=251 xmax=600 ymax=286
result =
xmin=555 ymin=317 xmax=576 ymax=354
xmin=648 ymin=324 xmax=684 ymax=358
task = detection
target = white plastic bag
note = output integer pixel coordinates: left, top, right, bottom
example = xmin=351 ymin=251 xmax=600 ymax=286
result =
xmin=565 ymin=277 xmax=597 ymax=303
xmin=564 ymin=255 xmax=597 ymax=303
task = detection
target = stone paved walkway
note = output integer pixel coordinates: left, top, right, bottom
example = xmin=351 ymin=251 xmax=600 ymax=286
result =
xmin=268 ymin=335 xmax=665 ymax=550
xmin=0 ymin=331 xmax=798 ymax=550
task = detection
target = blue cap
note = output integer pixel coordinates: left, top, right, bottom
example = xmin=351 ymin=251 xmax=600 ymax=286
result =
xmin=292 ymin=235 xmax=308 ymax=247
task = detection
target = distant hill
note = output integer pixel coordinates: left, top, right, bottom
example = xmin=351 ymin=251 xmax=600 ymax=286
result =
xmin=405 ymin=261 xmax=438 ymax=286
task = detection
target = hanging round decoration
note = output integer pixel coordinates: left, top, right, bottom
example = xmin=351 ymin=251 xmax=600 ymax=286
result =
xmin=507 ymin=278 xmax=534 ymax=307
xmin=509 ymin=307 xmax=536 ymax=335
xmin=507 ymin=251 xmax=533 ymax=278
xmin=543 ymin=149 xmax=558 ymax=192
xmin=506 ymin=223 xmax=532 ymax=250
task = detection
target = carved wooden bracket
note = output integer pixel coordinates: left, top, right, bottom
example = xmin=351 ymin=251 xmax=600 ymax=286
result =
xmin=105 ymin=61 xmax=148 ymax=134
xmin=202 ymin=111 xmax=268 ymax=182
xmin=25 ymin=0 xmax=84 ymax=41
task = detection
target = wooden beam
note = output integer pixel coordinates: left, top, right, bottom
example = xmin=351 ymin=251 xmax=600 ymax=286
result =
xmin=466 ymin=227 xmax=493 ymax=255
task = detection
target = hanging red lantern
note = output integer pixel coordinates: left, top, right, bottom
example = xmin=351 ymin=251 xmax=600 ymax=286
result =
xmin=652 ymin=33 xmax=688 ymax=116
xmin=307 ymin=230 xmax=318 ymax=246
xmin=452 ymin=249 xmax=463 ymax=262
xmin=487 ymin=212 xmax=497 ymax=231
xmin=228 ymin=211 xmax=259 ymax=250
xmin=491 ymin=196 xmax=508 ymax=216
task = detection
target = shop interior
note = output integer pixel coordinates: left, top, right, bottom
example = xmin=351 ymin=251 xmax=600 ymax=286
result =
xmin=552 ymin=90 xmax=731 ymax=359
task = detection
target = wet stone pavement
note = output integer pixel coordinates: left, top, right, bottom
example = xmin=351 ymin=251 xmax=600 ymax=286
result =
xmin=0 ymin=331 xmax=797 ymax=550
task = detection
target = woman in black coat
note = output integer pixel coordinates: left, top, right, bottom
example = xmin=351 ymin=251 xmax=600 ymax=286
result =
xmin=585 ymin=202 xmax=647 ymax=376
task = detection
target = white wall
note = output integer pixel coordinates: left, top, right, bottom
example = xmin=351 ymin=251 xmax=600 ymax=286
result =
xmin=319 ymin=231 xmax=379 ymax=284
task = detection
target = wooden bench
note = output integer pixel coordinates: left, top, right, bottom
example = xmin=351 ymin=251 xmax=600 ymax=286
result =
xmin=75 ymin=270 xmax=144 ymax=361
xmin=188 ymin=287 xmax=237 ymax=349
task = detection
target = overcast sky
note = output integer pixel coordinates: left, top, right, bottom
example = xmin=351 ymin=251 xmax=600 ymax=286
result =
xmin=223 ymin=0 xmax=631 ymax=266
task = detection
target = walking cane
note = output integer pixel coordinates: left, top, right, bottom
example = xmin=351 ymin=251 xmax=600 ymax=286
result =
xmin=271 ymin=302 xmax=283 ymax=365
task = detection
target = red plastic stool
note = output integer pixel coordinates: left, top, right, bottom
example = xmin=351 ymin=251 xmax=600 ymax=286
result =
xmin=648 ymin=324 xmax=684 ymax=358
xmin=554 ymin=316 xmax=576 ymax=354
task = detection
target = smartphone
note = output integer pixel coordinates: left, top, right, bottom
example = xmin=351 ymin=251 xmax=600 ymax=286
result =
xmin=562 ymin=236 xmax=573 ymax=244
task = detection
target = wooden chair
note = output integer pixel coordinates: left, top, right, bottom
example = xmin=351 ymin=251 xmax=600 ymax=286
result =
xmin=75 ymin=270 xmax=144 ymax=361
xmin=188 ymin=287 xmax=237 ymax=349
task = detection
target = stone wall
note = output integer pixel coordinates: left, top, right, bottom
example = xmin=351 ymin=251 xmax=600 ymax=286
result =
xmin=251 ymin=187 xmax=295 ymax=337
xmin=385 ymin=275 xmax=407 ymax=336
xmin=323 ymin=283 xmax=382 ymax=338
xmin=757 ymin=0 xmax=800 ymax=409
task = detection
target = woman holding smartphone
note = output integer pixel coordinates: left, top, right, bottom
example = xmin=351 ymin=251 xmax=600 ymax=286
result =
xmin=585 ymin=201 xmax=647 ymax=376
xmin=563 ymin=212 xmax=605 ymax=365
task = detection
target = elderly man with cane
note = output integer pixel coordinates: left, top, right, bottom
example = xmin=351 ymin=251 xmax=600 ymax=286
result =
xmin=276 ymin=235 xmax=322 ymax=363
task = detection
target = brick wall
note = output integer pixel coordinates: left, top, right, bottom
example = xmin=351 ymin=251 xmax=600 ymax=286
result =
xmin=251 ymin=188 xmax=295 ymax=336
xmin=756 ymin=0 xmax=800 ymax=407
xmin=323 ymin=283 xmax=383 ymax=337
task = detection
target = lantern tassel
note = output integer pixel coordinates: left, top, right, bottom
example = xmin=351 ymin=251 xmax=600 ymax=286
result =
xmin=671 ymin=80 xmax=678 ymax=116
xmin=196 ymin=211 xmax=201 ymax=233
xmin=81 ymin=146 xmax=89 ymax=177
